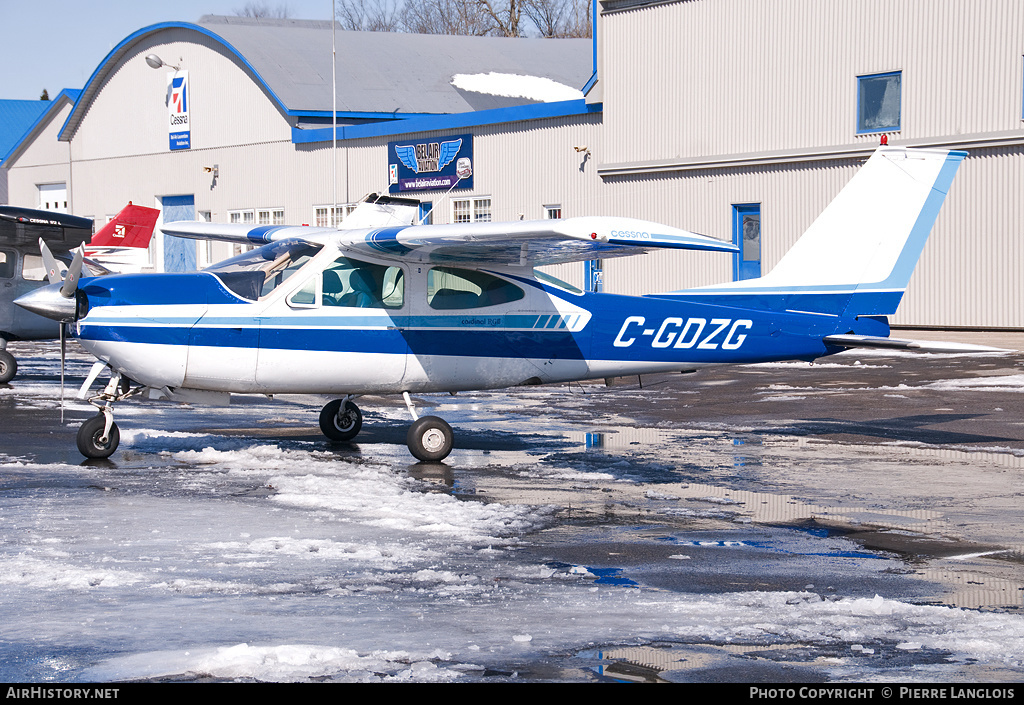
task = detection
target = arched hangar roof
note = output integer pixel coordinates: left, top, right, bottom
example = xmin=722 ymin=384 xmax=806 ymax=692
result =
xmin=59 ymin=15 xmax=592 ymax=141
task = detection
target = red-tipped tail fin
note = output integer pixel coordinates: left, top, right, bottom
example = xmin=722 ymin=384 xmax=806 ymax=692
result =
xmin=89 ymin=203 xmax=160 ymax=249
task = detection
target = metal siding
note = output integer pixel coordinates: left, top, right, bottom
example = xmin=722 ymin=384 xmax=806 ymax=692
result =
xmin=602 ymin=0 xmax=1024 ymax=165
xmin=70 ymin=30 xmax=290 ymax=164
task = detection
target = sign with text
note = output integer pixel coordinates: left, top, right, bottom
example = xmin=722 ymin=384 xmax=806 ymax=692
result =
xmin=388 ymin=134 xmax=473 ymax=193
xmin=167 ymin=71 xmax=191 ymax=151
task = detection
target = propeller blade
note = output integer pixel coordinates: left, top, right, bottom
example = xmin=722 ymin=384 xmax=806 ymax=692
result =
xmin=38 ymin=238 xmax=62 ymax=285
xmin=60 ymin=244 xmax=85 ymax=299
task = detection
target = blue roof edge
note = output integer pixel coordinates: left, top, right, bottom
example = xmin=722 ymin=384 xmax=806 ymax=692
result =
xmin=3 ymin=89 xmax=82 ymax=164
xmin=291 ymin=99 xmax=603 ymax=144
xmin=58 ymin=21 xmax=285 ymax=141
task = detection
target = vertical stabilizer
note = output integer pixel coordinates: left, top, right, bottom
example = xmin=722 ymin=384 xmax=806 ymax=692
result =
xmin=89 ymin=203 xmax=160 ymax=249
xmin=675 ymin=147 xmax=965 ymax=316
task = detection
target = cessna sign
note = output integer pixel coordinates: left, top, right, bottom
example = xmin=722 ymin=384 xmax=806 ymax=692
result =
xmin=167 ymin=71 xmax=191 ymax=151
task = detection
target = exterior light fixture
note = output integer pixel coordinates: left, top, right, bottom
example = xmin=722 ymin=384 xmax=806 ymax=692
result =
xmin=145 ymin=54 xmax=181 ymax=71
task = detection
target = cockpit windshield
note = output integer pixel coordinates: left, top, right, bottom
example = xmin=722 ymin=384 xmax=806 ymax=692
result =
xmin=203 ymin=239 xmax=323 ymax=301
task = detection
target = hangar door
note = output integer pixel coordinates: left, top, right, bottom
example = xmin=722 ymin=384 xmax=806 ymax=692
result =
xmin=162 ymin=195 xmax=197 ymax=273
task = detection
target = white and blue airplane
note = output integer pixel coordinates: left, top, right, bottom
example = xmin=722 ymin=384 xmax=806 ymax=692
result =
xmin=17 ymin=146 xmax=970 ymax=462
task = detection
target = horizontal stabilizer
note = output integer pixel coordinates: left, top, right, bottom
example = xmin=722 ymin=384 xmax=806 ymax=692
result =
xmin=823 ymin=334 xmax=1011 ymax=354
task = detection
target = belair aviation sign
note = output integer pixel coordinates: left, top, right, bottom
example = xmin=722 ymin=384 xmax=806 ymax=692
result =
xmin=388 ymin=134 xmax=473 ymax=193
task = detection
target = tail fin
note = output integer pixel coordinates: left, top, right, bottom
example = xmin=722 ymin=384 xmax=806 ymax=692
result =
xmin=676 ymin=146 xmax=966 ymax=316
xmin=89 ymin=203 xmax=160 ymax=249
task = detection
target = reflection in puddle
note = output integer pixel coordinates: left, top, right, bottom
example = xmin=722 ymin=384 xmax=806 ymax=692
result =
xmin=557 ymin=425 xmax=1024 ymax=611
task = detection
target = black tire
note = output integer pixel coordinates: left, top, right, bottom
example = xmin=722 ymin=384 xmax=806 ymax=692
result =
xmin=406 ymin=416 xmax=454 ymax=462
xmin=0 ymin=350 xmax=16 ymax=384
xmin=319 ymin=399 xmax=362 ymax=441
xmin=76 ymin=415 xmax=120 ymax=459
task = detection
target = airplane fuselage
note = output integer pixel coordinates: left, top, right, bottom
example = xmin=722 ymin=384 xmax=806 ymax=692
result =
xmin=70 ymin=244 xmax=877 ymax=397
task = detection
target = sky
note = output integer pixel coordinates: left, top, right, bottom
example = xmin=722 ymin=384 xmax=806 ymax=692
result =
xmin=0 ymin=1 xmax=336 ymax=100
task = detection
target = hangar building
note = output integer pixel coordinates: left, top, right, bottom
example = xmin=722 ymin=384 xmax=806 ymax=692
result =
xmin=3 ymin=1 xmax=1022 ymax=329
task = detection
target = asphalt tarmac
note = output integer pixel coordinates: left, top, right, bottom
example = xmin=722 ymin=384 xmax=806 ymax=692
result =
xmin=1 ymin=333 xmax=1022 ymax=682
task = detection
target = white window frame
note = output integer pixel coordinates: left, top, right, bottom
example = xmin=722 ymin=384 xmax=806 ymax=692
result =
xmin=229 ymin=209 xmax=255 ymax=225
xmin=452 ymin=196 xmax=492 ymax=224
xmin=257 ymin=208 xmax=285 ymax=226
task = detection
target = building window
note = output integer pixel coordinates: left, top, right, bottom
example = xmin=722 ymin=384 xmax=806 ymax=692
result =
xmin=453 ymin=197 xmax=492 ymax=223
xmin=229 ymin=209 xmax=255 ymax=225
xmin=258 ymin=208 xmax=285 ymax=225
xmin=545 ymin=205 xmax=562 ymax=220
xmin=857 ymin=71 xmax=901 ymax=133
xmin=315 ymin=205 xmax=357 ymax=227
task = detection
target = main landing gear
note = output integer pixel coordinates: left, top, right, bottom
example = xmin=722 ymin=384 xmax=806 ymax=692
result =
xmin=318 ymin=392 xmax=455 ymax=462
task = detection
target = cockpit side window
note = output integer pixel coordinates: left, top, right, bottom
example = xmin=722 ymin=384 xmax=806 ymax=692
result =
xmin=288 ymin=255 xmax=405 ymax=310
xmin=427 ymin=267 xmax=524 ymax=310
xmin=0 ymin=249 xmax=15 ymax=279
xmin=320 ymin=256 xmax=404 ymax=309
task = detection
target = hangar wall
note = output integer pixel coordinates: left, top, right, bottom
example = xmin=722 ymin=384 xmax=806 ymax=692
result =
xmin=591 ymin=0 xmax=1024 ymax=329
xmin=5 ymin=2 xmax=1023 ymax=329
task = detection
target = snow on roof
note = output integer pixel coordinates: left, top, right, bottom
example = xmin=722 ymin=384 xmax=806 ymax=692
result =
xmin=450 ymin=72 xmax=584 ymax=103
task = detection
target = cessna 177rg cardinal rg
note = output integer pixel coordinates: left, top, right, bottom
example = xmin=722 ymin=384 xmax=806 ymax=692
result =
xmin=17 ymin=147 xmax=970 ymax=461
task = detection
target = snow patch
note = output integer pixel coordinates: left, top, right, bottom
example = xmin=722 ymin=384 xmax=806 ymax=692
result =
xmin=451 ymin=72 xmax=583 ymax=102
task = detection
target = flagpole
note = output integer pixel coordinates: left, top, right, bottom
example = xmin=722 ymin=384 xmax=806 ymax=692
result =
xmin=332 ymin=1 xmax=338 ymax=227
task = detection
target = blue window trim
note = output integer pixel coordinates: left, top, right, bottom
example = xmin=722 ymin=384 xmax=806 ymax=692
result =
xmin=856 ymin=70 xmax=902 ymax=135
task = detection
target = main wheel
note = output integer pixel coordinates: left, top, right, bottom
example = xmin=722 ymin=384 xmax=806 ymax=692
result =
xmin=406 ymin=416 xmax=454 ymax=462
xmin=76 ymin=415 xmax=120 ymax=459
xmin=0 ymin=350 xmax=16 ymax=384
xmin=319 ymin=399 xmax=362 ymax=441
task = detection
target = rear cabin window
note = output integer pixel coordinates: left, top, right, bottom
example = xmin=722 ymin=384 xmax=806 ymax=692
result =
xmin=0 ymin=249 xmax=14 ymax=279
xmin=427 ymin=267 xmax=524 ymax=310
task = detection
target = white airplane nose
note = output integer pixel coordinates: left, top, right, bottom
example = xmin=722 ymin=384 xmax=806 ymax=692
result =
xmin=14 ymin=283 xmax=79 ymax=322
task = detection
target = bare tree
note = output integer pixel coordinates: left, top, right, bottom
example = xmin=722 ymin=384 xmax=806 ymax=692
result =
xmin=333 ymin=0 xmax=591 ymax=38
xmin=399 ymin=0 xmax=494 ymax=36
xmin=477 ymin=0 xmax=524 ymax=37
xmin=235 ymin=2 xmax=292 ymax=18
xmin=523 ymin=0 xmax=591 ymax=38
xmin=336 ymin=0 xmax=404 ymax=31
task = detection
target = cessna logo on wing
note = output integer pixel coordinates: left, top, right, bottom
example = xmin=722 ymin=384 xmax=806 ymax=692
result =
xmin=394 ymin=139 xmax=462 ymax=174
xmin=614 ymin=316 xmax=752 ymax=350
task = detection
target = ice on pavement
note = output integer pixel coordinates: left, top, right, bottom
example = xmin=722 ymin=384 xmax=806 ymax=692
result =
xmin=2 ymin=436 xmax=1023 ymax=683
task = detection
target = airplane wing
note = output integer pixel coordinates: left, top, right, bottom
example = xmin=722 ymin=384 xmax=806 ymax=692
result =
xmin=340 ymin=216 xmax=737 ymax=266
xmin=823 ymin=334 xmax=1012 ymax=353
xmin=160 ymin=195 xmax=423 ymax=246
xmin=159 ymin=221 xmax=340 ymax=246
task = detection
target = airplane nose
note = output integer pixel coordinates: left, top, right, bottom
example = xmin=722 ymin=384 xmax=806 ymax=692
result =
xmin=14 ymin=283 xmax=80 ymax=322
